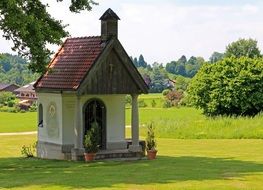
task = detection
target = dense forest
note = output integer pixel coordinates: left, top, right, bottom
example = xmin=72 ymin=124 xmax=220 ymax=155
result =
xmin=130 ymin=51 xmax=224 ymax=93
xmin=0 ymin=53 xmax=39 ymax=86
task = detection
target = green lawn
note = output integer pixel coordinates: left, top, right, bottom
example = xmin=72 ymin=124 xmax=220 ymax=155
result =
xmin=0 ymin=135 xmax=263 ymax=189
xmin=0 ymin=112 xmax=37 ymax=132
xmin=1 ymin=107 xmax=263 ymax=139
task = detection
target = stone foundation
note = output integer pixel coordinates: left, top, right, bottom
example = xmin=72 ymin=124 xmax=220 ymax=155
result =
xmin=37 ymin=141 xmax=74 ymax=160
xmin=37 ymin=140 xmax=145 ymax=161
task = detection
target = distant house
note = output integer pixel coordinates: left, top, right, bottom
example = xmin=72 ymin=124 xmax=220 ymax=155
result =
xmin=15 ymin=82 xmax=37 ymax=109
xmin=0 ymin=83 xmax=19 ymax=93
xmin=34 ymin=8 xmax=148 ymax=161
xmin=167 ymin=79 xmax=176 ymax=88
xmin=15 ymin=81 xmax=37 ymax=101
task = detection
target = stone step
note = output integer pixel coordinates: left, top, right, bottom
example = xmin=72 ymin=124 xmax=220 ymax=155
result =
xmin=95 ymin=149 xmax=144 ymax=160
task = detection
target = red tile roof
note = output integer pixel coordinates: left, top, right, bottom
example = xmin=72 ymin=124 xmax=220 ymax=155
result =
xmin=35 ymin=36 xmax=103 ymax=90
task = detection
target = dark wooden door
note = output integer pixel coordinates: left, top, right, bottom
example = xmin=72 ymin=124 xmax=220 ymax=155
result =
xmin=84 ymin=99 xmax=106 ymax=150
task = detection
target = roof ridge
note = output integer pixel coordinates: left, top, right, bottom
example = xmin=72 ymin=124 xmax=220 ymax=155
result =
xmin=67 ymin=36 xmax=101 ymax=40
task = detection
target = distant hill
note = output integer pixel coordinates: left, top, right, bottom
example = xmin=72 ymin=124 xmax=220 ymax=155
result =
xmin=0 ymin=53 xmax=39 ymax=86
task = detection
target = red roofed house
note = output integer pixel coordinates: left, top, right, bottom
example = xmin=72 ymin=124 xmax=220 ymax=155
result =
xmin=34 ymin=9 xmax=148 ymax=160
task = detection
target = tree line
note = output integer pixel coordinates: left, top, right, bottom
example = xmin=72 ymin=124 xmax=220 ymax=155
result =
xmin=0 ymin=53 xmax=39 ymax=86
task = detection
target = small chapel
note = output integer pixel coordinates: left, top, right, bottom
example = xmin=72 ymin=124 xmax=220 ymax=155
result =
xmin=34 ymin=8 xmax=148 ymax=160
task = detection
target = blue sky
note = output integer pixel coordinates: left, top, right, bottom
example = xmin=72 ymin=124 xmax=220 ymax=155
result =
xmin=0 ymin=0 xmax=263 ymax=64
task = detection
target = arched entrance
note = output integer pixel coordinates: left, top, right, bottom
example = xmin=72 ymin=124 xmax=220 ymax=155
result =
xmin=84 ymin=99 xmax=106 ymax=150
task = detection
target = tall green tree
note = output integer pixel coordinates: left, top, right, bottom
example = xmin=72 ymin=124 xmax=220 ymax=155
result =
xmin=149 ymin=63 xmax=169 ymax=93
xmin=187 ymin=57 xmax=263 ymax=116
xmin=177 ymin=55 xmax=187 ymax=65
xmin=133 ymin=57 xmax=139 ymax=67
xmin=0 ymin=53 xmax=39 ymax=85
xmin=209 ymin=52 xmax=224 ymax=63
xmin=165 ymin=61 xmax=176 ymax=74
xmin=225 ymin=38 xmax=261 ymax=59
xmin=138 ymin=54 xmax=147 ymax=68
xmin=165 ymin=55 xmax=204 ymax=78
xmin=0 ymin=0 xmax=97 ymax=73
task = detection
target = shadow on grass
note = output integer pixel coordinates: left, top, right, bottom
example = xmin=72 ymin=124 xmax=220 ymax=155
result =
xmin=0 ymin=156 xmax=263 ymax=189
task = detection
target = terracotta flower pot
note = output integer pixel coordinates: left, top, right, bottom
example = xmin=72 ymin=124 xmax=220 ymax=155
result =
xmin=84 ymin=152 xmax=96 ymax=162
xmin=147 ymin=150 xmax=157 ymax=160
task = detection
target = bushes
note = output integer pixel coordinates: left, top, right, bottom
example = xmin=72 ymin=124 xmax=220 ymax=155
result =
xmin=7 ymin=100 xmax=15 ymax=107
xmin=0 ymin=106 xmax=20 ymax=113
xmin=0 ymin=91 xmax=21 ymax=111
xmin=163 ymin=90 xmax=184 ymax=108
xmin=187 ymin=57 xmax=263 ymax=116
xmin=162 ymin=89 xmax=170 ymax=96
xmin=0 ymin=91 xmax=16 ymax=105
xmin=29 ymin=102 xmax=37 ymax=112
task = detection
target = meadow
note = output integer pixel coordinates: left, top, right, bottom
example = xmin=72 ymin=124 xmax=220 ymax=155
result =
xmin=1 ymin=93 xmax=263 ymax=189
xmin=126 ymin=107 xmax=263 ymax=139
xmin=0 ymin=135 xmax=263 ymax=190
xmin=1 ymin=93 xmax=263 ymax=139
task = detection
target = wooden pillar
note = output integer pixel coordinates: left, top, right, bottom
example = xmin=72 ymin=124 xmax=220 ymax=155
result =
xmin=129 ymin=94 xmax=142 ymax=152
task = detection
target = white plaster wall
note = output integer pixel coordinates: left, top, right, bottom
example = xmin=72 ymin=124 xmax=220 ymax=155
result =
xmin=37 ymin=93 xmax=126 ymax=149
xmin=80 ymin=95 xmax=126 ymax=147
xmin=61 ymin=94 xmax=76 ymax=145
xmin=37 ymin=93 xmax=63 ymax=144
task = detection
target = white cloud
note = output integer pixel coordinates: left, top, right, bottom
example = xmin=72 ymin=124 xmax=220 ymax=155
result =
xmin=0 ymin=0 xmax=263 ymax=64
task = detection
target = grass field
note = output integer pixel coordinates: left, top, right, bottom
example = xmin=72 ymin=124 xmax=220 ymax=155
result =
xmin=126 ymin=107 xmax=263 ymax=139
xmin=138 ymin=93 xmax=164 ymax=108
xmin=0 ymin=135 xmax=263 ymax=190
xmin=1 ymin=107 xmax=263 ymax=139
xmin=0 ymin=112 xmax=37 ymax=132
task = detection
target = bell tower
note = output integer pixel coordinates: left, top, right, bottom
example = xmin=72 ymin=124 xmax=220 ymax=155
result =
xmin=100 ymin=8 xmax=120 ymax=42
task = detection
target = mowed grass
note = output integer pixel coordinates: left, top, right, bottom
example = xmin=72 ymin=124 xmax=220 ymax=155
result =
xmin=0 ymin=135 xmax=263 ymax=190
xmin=0 ymin=112 xmax=37 ymax=132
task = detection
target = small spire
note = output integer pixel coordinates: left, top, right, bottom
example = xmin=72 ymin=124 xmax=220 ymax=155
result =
xmin=100 ymin=8 xmax=120 ymax=20
xmin=100 ymin=8 xmax=120 ymax=42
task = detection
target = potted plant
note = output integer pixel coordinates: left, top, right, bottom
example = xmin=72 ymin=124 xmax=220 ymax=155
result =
xmin=145 ymin=122 xmax=157 ymax=160
xmin=83 ymin=121 xmax=100 ymax=162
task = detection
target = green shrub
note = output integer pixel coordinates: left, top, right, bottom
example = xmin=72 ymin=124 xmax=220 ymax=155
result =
xmin=165 ymin=90 xmax=184 ymax=107
xmin=84 ymin=122 xmax=100 ymax=153
xmin=0 ymin=91 xmax=16 ymax=105
xmin=187 ymin=57 xmax=263 ymax=116
xmin=162 ymin=89 xmax=170 ymax=96
xmin=145 ymin=122 xmax=157 ymax=151
xmin=7 ymin=100 xmax=15 ymax=107
xmin=0 ymin=106 xmax=18 ymax=113
xmin=21 ymin=142 xmax=36 ymax=158
xmin=29 ymin=103 xmax=37 ymax=112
